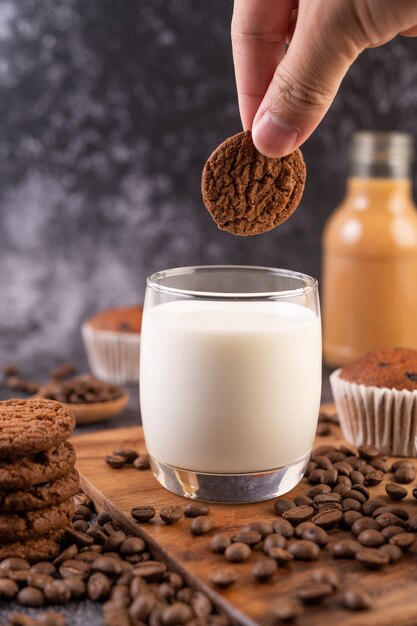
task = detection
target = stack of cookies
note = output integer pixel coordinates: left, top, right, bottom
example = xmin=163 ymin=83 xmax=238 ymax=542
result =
xmin=0 ymin=398 xmax=78 ymax=561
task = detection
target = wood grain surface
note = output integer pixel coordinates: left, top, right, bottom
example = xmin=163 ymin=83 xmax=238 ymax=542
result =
xmin=72 ymin=406 xmax=417 ymax=626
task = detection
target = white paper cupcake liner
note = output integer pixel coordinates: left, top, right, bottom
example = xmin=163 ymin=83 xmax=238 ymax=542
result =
xmin=82 ymin=323 xmax=140 ymax=384
xmin=330 ymin=369 xmax=417 ymax=457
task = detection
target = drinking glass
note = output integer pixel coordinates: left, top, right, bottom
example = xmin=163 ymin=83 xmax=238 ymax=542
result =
xmin=140 ymin=265 xmax=321 ymax=503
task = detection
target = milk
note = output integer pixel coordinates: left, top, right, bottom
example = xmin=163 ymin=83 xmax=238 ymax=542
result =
xmin=140 ymin=300 xmax=321 ymax=474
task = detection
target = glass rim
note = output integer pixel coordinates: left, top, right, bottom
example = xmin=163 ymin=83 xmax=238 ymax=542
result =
xmin=146 ymin=265 xmax=318 ymax=300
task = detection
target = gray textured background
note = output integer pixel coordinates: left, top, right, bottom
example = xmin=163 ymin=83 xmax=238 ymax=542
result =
xmin=0 ymin=0 xmax=417 ymax=375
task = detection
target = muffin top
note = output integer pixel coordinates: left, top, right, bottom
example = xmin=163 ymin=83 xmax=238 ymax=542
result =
xmin=340 ymin=348 xmax=417 ymax=391
xmin=86 ymin=306 xmax=143 ymax=333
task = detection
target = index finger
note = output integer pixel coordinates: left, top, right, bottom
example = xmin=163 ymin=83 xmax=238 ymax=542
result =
xmin=232 ymin=0 xmax=295 ymax=130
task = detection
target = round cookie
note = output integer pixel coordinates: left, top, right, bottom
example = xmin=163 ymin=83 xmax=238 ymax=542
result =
xmin=0 ymin=399 xmax=76 ymax=459
xmin=0 ymin=499 xmax=74 ymax=543
xmin=0 ymin=468 xmax=79 ymax=513
xmin=0 ymin=441 xmax=76 ymax=490
xmin=0 ymin=532 xmax=63 ymax=562
xmin=201 ymin=130 xmax=306 ymax=236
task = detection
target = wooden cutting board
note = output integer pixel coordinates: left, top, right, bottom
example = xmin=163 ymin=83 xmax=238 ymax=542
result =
xmin=73 ymin=406 xmax=417 ymax=626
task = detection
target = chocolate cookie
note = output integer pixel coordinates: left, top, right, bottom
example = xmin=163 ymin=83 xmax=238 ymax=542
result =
xmin=0 ymin=399 xmax=76 ymax=459
xmin=0 ymin=441 xmax=76 ymax=490
xmin=201 ymin=130 xmax=306 ymax=236
xmin=0 ymin=499 xmax=74 ymax=542
xmin=0 ymin=532 xmax=63 ymax=562
xmin=0 ymin=468 xmax=79 ymax=513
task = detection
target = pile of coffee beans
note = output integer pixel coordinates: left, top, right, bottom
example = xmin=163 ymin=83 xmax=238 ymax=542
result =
xmin=0 ymin=492 xmax=231 ymax=626
xmin=37 ymin=375 xmax=124 ymax=404
xmin=105 ymin=449 xmax=150 ymax=471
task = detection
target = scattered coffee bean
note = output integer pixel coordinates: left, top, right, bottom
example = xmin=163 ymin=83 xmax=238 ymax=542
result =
xmin=268 ymin=547 xmax=294 ymax=566
xmin=191 ymin=516 xmax=213 ymax=536
xmin=17 ymin=586 xmax=45 ymax=607
xmin=244 ymin=521 xmax=274 ymax=537
xmin=370 ymin=457 xmax=389 ymax=473
xmin=412 ymin=487 xmax=417 ymax=500
xmin=133 ymin=561 xmax=167 ymax=582
xmin=379 ymin=544 xmax=402 ymax=562
xmin=381 ymin=525 xmax=404 ymax=540
xmin=104 ymin=454 xmax=126 ymax=469
xmin=63 ymin=577 xmax=86 ymax=600
xmin=184 ymin=503 xmax=210 ymax=518
xmin=263 ymin=534 xmax=287 ymax=554
xmin=288 ymin=540 xmax=319 ymax=561
xmin=308 ymin=468 xmax=325 ymax=484
xmin=351 ymin=517 xmax=381 ymax=535
xmin=373 ymin=505 xmax=409 ymax=520
xmin=0 ymin=558 xmax=30 ymax=571
xmin=161 ymin=601 xmax=194 ymax=625
xmin=312 ymin=508 xmax=342 ymax=529
xmin=306 ymin=485 xmax=332 ymax=499
xmin=391 ymin=460 xmax=414 ymax=472
xmin=321 ymin=468 xmax=338 ymax=486
xmin=59 ymin=560 xmax=90 ymax=580
xmin=356 ymin=547 xmax=389 ymax=569
xmin=341 ymin=511 xmax=362 ymax=529
xmin=224 ymin=542 xmax=251 ymax=563
xmin=282 ymin=505 xmax=315 ymax=526
xmin=375 ymin=513 xmax=407 ymax=529
xmin=210 ymin=534 xmax=231 ymax=554
xmin=297 ymin=582 xmax=333 ymax=604
xmin=65 ymin=529 xmax=94 ymax=548
xmin=31 ymin=562 xmax=56 ymax=577
xmin=133 ymin=455 xmax=151 ymax=470
xmin=274 ymin=498 xmax=295 ymax=516
xmin=131 ymin=505 xmax=156 ymax=523
xmin=295 ymin=522 xmax=328 ymax=548
xmin=332 ymin=539 xmax=361 ymax=559
xmin=358 ymin=529 xmax=385 ymax=547
xmin=44 ymin=580 xmax=72 ymax=604
xmin=293 ymin=495 xmax=314 ymax=506
xmin=252 ymin=558 xmax=277 ymax=582
xmin=349 ymin=470 xmax=365 ymax=485
xmin=209 ymin=568 xmax=237 ymax=588
xmin=358 ymin=444 xmax=382 ymax=460
xmin=272 ymin=599 xmax=302 ymax=622
xmin=112 ymin=449 xmax=138 ymax=464
xmin=232 ymin=530 xmax=262 ymax=546
xmin=160 ymin=505 xmax=183 ymax=525
xmin=342 ymin=588 xmax=372 ymax=611
xmin=395 ymin=466 xmax=416 ymax=484
xmin=273 ymin=518 xmax=294 ymax=539
xmin=0 ymin=578 xmax=19 ymax=599
xmin=365 ymin=469 xmax=385 ymax=486
xmin=310 ymin=567 xmax=339 ymax=589
xmin=342 ymin=498 xmax=362 ymax=512
xmin=389 ymin=532 xmax=415 ymax=551
xmin=362 ymin=499 xmax=385 ymax=516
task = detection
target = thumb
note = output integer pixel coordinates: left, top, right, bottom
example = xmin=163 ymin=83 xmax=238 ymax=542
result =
xmin=252 ymin=1 xmax=361 ymax=157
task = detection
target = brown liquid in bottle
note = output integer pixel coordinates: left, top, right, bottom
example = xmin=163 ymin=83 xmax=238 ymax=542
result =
xmin=322 ymin=132 xmax=417 ymax=366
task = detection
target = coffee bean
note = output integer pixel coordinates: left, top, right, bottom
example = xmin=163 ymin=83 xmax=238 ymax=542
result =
xmin=312 ymin=508 xmax=342 ymax=529
xmin=314 ymin=493 xmax=342 ymax=505
xmin=252 ymin=558 xmax=277 ymax=582
xmin=358 ymin=529 xmax=385 ymax=547
xmin=341 ymin=511 xmax=362 ymax=529
xmin=160 ymin=506 xmax=183 ymax=525
xmin=345 ymin=456 xmax=366 ymax=470
xmin=332 ymin=539 xmax=361 ymax=559
xmin=104 ymin=454 xmax=126 ymax=469
xmin=133 ymin=455 xmax=151 ymax=470
xmin=119 ymin=537 xmax=146 ymax=555
xmin=30 ymin=562 xmax=55 ymax=577
xmin=210 ymin=534 xmax=231 ymax=554
xmin=53 ymin=544 xmax=78 ymax=566
xmin=263 ymin=534 xmax=287 ymax=554
xmin=332 ymin=483 xmax=350 ymax=495
xmin=27 ymin=573 xmax=53 ymax=590
xmin=17 ymin=586 xmax=45 ymax=607
xmin=379 ymin=544 xmax=402 ymax=562
xmin=272 ymin=599 xmax=302 ymax=622
xmin=273 ymin=518 xmax=294 ymax=539
xmin=342 ymin=489 xmax=366 ymax=504
xmin=0 ymin=558 xmax=30 ymax=571
xmin=381 ymin=525 xmax=404 ymax=539
xmin=295 ymin=522 xmax=328 ymax=548
xmin=288 ymin=540 xmax=320 ymax=561
xmin=76 ymin=550 xmax=103 ymax=564
xmin=350 ymin=471 xmax=365 ymax=485
xmin=243 ymin=521 xmax=274 ymax=537
xmin=332 ymin=462 xmax=351 ymax=476
xmin=133 ymin=561 xmax=167 ymax=582
xmin=9 ymin=570 xmax=31 ymax=585
xmin=308 ymin=469 xmax=325 ymax=484
xmin=268 ymin=547 xmax=294 ymax=566
xmin=306 ymin=485 xmax=332 ymax=499
xmin=161 ymin=601 xmax=193 ymax=625
xmin=360 ymin=463 xmax=376 ymax=476
xmin=370 ymin=457 xmax=389 ymax=473
xmin=350 ymin=484 xmax=370 ymax=499
xmin=342 ymin=499 xmax=362 ymax=513
xmin=310 ymin=567 xmax=340 ymax=589
xmin=131 ymin=505 xmax=156 ymax=523
xmin=232 ymin=530 xmax=262 ymax=546
xmin=358 ymin=444 xmax=382 ymax=460
xmin=362 ymin=499 xmax=385 ymax=516
xmin=395 ymin=466 xmax=416 ymax=484
xmin=0 ymin=578 xmax=19 ymax=599
xmin=87 ymin=572 xmax=111 ymax=601
xmin=44 ymin=580 xmax=71 ymax=604
xmin=224 ymin=542 xmax=251 ymax=563
xmin=274 ymin=498 xmax=295 ymax=515
xmin=373 ymin=505 xmax=409 ymax=520
xmin=59 ymin=559 xmax=91 ymax=580
xmin=74 ymin=520 xmax=89 ymax=532
xmin=182 ymin=503 xmax=211 ymax=518
xmin=103 ymin=530 xmax=127 ymax=552
xmin=312 ymin=454 xmax=333 ymax=469
xmin=327 ymin=451 xmax=346 ymax=463
xmin=293 ymin=496 xmax=314 ymax=506
xmin=391 ymin=460 xmax=414 ymax=472
xmin=320 ymin=468 xmax=338 ymax=486
xmin=389 ymin=532 xmax=415 ymax=551
xmin=375 ymin=513 xmax=407 ymax=528
xmin=128 ymin=592 xmax=155 ymax=621
xmin=103 ymin=602 xmax=130 ymax=626
xmin=209 ymin=568 xmax=237 ymax=588
xmin=113 ymin=449 xmax=138 ymax=464
xmin=96 ymin=512 xmax=112 ymax=526
xmin=365 ymin=470 xmax=385 ymax=486
xmin=356 ymin=547 xmax=389 ymax=569
xmin=282 ymin=505 xmax=315 ymax=526
xmin=191 ymin=516 xmax=213 ymax=536
xmin=351 ymin=517 xmax=381 ymax=535
xmin=62 ymin=577 xmax=86 ymax=600
xmin=158 ymin=583 xmax=175 ymax=602
xmin=65 ymin=529 xmax=94 ymax=548
xmin=191 ymin=590 xmax=212 ymax=618
xmin=316 ymin=423 xmax=331 ymax=436
xmin=91 ymin=556 xmax=123 ymax=576
xmin=297 ymin=582 xmax=333 ymax=604
xmin=342 ymin=588 xmax=372 ymax=611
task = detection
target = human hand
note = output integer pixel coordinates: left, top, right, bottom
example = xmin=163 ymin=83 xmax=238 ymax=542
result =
xmin=232 ymin=0 xmax=417 ymax=157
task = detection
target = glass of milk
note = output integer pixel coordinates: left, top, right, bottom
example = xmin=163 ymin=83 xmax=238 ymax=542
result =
xmin=140 ymin=266 xmax=321 ymax=503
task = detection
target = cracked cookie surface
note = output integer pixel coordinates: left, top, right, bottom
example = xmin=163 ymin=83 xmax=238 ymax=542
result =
xmin=0 ymin=441 xmax=76 ymax=490
xmin=0 ymin=499 xmax=74 ymax=542
xmin=202 ymin=130 xmax=306 ymax=236
xmin=0 ymin=531 xmax=63 ymax=562
xmin=0 ymin=468 xmax=79 ymax=512
xmin=0 ymin=399 xmax=76 ymax=459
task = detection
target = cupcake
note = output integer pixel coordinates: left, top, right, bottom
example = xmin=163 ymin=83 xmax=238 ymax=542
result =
xmin=330 ymin=348 xmax=417 ymax=456
xmin=82 ymin=306 xmax=143 ymax=384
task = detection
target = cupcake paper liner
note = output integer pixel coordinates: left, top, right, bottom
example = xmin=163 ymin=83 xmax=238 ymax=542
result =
xmin=82 ymin=323 xmax=140 ymax=384
xmin=330 ymin=368 xmax=417 ymax=457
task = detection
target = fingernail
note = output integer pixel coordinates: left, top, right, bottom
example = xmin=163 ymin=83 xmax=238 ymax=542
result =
xmin=252 ymin=111 xmax=300 ymax=157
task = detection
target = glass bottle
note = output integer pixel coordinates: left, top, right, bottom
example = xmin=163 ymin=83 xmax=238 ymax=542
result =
xmin=322 ymin=132 xmax=417 ymax=366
